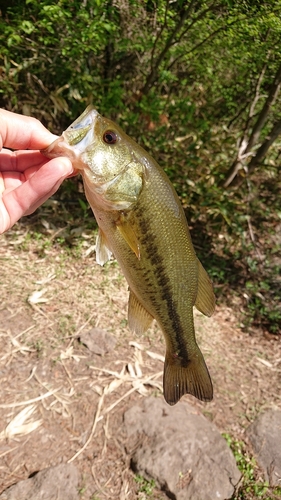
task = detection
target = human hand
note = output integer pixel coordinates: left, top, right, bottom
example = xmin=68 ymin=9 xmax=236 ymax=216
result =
xmin=0 ymin=109 xmax=73 ymax=234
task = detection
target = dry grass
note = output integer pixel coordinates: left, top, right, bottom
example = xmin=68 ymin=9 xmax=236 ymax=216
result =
xmin=0 ymin=216 xmax=280 ymax=498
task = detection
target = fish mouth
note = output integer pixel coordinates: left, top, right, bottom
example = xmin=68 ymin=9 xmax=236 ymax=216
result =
xmin=63 ymin=106 xmax=99 ymax=153
xmin=41 ymin=106 xmax=99 ymax=167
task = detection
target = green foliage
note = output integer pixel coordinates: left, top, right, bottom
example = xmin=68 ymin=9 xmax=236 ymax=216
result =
xmin=1 ymin=0 xmax=280 ymax=333
xmin=223 ymin=434 xmax=281 ymax=499
xmin=134 ymin=474 xmax=156 ymax=497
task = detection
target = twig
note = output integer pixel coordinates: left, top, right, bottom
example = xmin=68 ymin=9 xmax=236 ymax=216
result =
xmin=13 ymin=324 xmax=36 ymax=340
xmin=0 ymin=389 xmax=61 ymax=408
xmin=73 ymin=312 xmax=97 ymax=337
xmin=0 ymin=446 xmax=19 ymax=459
xmin=91 ymin=463 xmax=112 ymax=499
xmin=34 ymin=373 xmax=74 ymax=408
xmin=103 ymin=372 xmax=163 ymax=415
xmin=67 ymin=392 xmax=105 ymax=463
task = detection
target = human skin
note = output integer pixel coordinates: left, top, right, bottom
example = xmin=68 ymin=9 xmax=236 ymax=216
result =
xmin=0 ymin=109 xmax=73 ymax=234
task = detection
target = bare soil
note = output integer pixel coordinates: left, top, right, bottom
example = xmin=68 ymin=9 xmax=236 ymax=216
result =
xmin=0 ymin=212 xmax=280 ymax=499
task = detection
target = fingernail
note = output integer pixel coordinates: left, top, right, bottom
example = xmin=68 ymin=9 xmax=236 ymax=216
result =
xmin=60 ymin=157 xmax=74 ymax=175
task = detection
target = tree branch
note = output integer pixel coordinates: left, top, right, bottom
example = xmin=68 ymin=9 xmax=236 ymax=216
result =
xmin=142 ymin=1 xmax=195 ymax=95
xmin=167 ymin=14 xmax=245 ymax=72
xmin=247 ymin=118 xmax=281 ymax=175
xmin=224 ymin=118 xmax=281 ymax=188
xmin=150 ymin=0 xmax=170 ymax=68
xmin=141 ymin=0 xmax=222 ymax=95
xmin=223 ymin=58 xmax=281 ymax=188
xmin=245 ymin=60 xmax=281 ymax=153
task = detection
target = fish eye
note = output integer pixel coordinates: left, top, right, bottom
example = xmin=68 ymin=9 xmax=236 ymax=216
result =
xmin=103 ymin=130 xmax=117 ymax=144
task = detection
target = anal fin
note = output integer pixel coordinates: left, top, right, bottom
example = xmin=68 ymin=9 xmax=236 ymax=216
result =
xmin=195 ymin=259 xmax=216 ymax=317
xmin=128 ymin=290 xmax=154 ymax=335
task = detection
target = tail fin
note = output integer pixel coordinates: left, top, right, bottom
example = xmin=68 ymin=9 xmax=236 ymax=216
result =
xmin=163 ymin=347 xmax=213 ymax=405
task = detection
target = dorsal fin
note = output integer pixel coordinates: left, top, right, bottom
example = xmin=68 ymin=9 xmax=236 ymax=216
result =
xmin=194 ymin=259 xmax=216 ymax=317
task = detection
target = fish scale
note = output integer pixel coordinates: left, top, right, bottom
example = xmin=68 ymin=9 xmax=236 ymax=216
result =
xmin=42 ymin=106 xmax=216 ymax=405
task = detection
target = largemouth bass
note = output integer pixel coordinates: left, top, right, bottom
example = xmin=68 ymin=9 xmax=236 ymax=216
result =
xmin=43 ymin=106 xmax=215 ymax=405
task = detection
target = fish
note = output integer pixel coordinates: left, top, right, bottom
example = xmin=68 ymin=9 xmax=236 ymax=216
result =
xmin=42 ymin=105 xmax=216 ymax=405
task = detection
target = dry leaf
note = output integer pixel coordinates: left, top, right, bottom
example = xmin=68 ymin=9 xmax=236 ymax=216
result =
xmin=28 ymin=289 xmax=49 ymax=304
xmin=60 ymin=346 xmax=81 ymax=362
xmin=35 ymin=273 xmax=56 ymax=285
xmin=134 ymin=361 xmax=143 ymax=378
xmin=127 ymin=363 xmax=136 ymax=378
xmin=146 ymin=350 xmax=165 ymax=363
xmin=256 ymin=357 xmax=273 ymax=368
xmin=0 ymin=405 xmax=42 ymax=440
xmin=105 ymin=379 xmax=124 ymax=394
xmin=129 ymin=341 xmax=145 ymax=351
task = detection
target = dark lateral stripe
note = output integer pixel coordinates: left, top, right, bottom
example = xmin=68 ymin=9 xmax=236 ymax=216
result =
xmin=136 ymin=207 xmax=189 ymax=365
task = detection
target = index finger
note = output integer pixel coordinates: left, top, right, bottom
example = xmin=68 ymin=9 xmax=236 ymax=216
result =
xmin=0 ymin=148 xmax=48 ymax=172
xmin=0 ymin=109 xmax=59 ymax=151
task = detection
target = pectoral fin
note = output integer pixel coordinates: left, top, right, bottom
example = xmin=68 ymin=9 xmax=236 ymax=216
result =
xmin=116 ymin=214 xmax=140 ymax=260
xmin=128 ymin=290 xmax=154 ymax=334
xmin=195 ymin=259 xmax=216 ymax=317
xmin=96 ymin=229 xmax=113 ymax=266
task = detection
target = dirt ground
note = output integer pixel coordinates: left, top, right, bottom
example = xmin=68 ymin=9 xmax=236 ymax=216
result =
xmin=0 ymin=212 xmax=280 ymax=499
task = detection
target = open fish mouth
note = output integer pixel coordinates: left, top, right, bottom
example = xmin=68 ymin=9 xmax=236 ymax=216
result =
xmin=63 ymin=106 xmax=99 ymax=150
xmin=41 ymin=106 xmax=99 ymax=161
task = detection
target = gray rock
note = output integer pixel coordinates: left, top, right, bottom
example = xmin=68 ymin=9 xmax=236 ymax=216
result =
xmin=124 ymin=397 xmax=241 ymax=500
xmin=80 ymin=327 xmax=116 ymax=355
xmin=247 ymin=408 xmax=281 ymax=486
xmin=0 ymin=463 xmax=79 ymax=500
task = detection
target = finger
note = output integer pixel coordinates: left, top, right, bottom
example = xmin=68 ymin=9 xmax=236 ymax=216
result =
xmin=0 ymin=157 xmax=73 ymax=233
xmin=0 ymin=109 xmax=59 ymax=150
xmin=0 ymin=171 xmax=24 ymax=193
xmin=0 ymin=148 xmax=48 ymax=172
xmin=23 ymin=180 xmax=66 ymax=215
